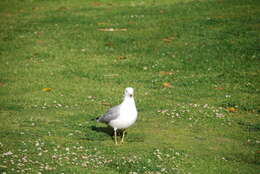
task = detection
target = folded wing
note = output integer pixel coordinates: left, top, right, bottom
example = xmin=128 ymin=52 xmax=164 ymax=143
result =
xmin=96 ymin=104 xmax=121 ymax=123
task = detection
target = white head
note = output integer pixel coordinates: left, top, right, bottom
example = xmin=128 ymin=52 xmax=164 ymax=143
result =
xmin=124 ymin=87 xmax=134 ymax=98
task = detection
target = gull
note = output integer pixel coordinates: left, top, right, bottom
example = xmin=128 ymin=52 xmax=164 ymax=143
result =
xmin=96 ymin=87 xmax=138 ymax=145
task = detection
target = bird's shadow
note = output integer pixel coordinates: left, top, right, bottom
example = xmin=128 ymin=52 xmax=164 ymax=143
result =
xmin=91 ymin=125 xmax=114 ymax=136
xmin=83 ymin=126 xmax=112 ymax=141
xmin=83 ymin=125 xmax=127 ymax=141
xmin=83 ymin=125 xmax=144 ymax=142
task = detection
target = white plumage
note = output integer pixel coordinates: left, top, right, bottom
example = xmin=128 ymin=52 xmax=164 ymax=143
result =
xmin=96 ymin=87 xmax=138 ymax=144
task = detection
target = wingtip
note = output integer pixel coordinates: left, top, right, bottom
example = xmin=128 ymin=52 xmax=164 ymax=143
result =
xmin=95 ymin=117 xmax=100 ymax=122
xmin=91 ymin=117 xmax=99 ymax=122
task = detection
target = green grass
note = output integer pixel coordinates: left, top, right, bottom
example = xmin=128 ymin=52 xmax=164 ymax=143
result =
xmin=0 ymin=0 xmax=260 ymax=173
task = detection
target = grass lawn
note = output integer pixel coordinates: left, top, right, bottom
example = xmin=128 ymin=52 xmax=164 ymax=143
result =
xmin=0 ymin=0 xmax=260 ymax=173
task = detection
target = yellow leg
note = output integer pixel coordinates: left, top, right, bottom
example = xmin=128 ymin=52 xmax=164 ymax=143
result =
xmin=121 ymin=130 xmax=126 ymax=144
xmin=114 ymin=129 xmax=118 ymax=145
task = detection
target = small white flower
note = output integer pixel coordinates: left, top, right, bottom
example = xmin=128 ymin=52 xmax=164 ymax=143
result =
xmin=203 ymin=104 xmax=209 ymax=108
xmin=216 ymin=113 xmax=224 ymax=118
xmin=161 ymin=168 xmax=166 ymax=172
xmin=3 ymin=151 xmax=13 ymax=156
xmin=129 ymin=172 xmax=138 ymax=174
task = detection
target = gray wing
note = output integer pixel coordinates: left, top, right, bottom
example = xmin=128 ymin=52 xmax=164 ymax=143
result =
xmin=97 ymin=104 xmax=121 ymax=123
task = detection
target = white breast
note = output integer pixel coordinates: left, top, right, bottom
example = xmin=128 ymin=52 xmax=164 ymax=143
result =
xmin=109 ymin=99 xmax=137 ymax=130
